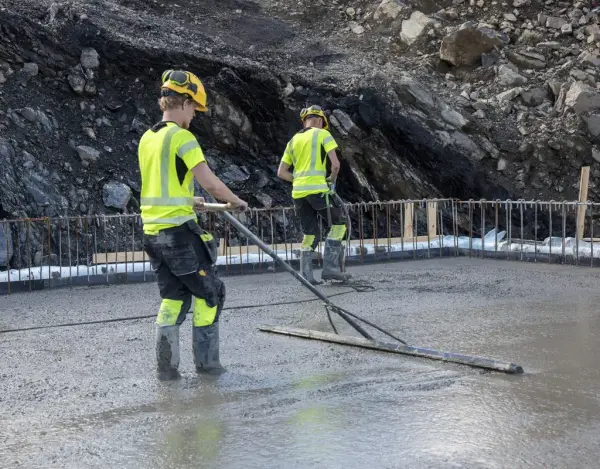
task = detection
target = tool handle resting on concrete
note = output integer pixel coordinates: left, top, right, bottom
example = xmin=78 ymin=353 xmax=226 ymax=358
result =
xmin=259 ymin=326 xmax=524 ymax=374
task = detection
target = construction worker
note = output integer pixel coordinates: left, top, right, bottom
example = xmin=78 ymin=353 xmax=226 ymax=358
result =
xmin=277 ymin=105 xmax=351 ymax=285
xmin=139 ymin=69 xmax=248 ymax=380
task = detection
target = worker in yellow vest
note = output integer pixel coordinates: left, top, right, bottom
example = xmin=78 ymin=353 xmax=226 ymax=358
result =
xmin=277 ymin=105 xmax=351 ymax=285
xmin=139 ymin=69 xmax=248 ymax=380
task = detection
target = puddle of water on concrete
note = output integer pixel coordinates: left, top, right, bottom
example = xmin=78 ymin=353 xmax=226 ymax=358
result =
xmin=142 ymin=366 xmax=471 ymax=469
xmin=137 ymin=300 xmax=600 ymax=469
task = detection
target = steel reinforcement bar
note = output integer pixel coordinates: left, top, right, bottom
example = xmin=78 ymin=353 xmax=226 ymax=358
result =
xmin=1 ymin=198 xmax=599 ymax=294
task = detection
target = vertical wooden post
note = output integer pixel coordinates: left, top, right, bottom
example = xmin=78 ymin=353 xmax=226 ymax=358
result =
xmin=577 ymin=166 xmax=590 ymax=239
xmin=427 ymin=201 xmax=438 ymax=238
xmin=404 ymin=202 xmax=414 ymax=239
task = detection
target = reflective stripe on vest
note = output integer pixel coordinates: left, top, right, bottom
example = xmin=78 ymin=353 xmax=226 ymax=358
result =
xmin=292 ymin=130 xmax=327 ymax=178
xmin=140 ymin=196 xmax=194 ymax=206
xmin=142 ymin=214 xmax=198 ymax=225
xmin=177 ymin=140 xmax=199 ymax=159
xmin=287 ymin=138 xmax=296 ymax=166
xmin=139 ymin=123 xmax=201 ymax=230
xmin=292 ymin=183 xmax=329 ymax=191
xmin=140 ymin=126 xmax=194 ymax=207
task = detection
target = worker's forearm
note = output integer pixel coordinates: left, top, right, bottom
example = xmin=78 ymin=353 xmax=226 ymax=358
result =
xmin=329 ymin=166 xmax=339 ymax=182
xmin=278 ymin=170 xmax=294 ymax=183
xmin=327 ymin=150 xmax=341 ymax=183
xmin=198 ymin=173 xmax=240 ymax=204
xmin=203 ymin=178 xmax=241 ymax=204
xmin=191 ymin=163 xmax=243 ymax=205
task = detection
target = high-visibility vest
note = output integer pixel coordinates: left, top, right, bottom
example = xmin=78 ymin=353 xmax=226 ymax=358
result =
xmin=138 ymin=122 xmax=206 ymax=235
xmin=281 ymin=127 xmax=338 ymax=199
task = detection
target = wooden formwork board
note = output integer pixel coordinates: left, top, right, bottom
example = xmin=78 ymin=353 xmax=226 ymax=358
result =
xmin=91 ymin=235 xmax=442 ymax=265
xmin=403 ymin=202 xmax=438 ymax=239
xmin=91 ymin=201 xmax=441 ymax=265
xmin=577 ymin=166 xmax=590 ymax=240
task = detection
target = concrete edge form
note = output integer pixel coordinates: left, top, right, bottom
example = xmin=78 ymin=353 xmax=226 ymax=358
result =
xmin=0 ymin=248 xmax=453 ymax=295
xmin=4 ymin=246 xmax=600 ymax=295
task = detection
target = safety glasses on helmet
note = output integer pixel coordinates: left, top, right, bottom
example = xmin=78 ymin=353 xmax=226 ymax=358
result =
xmin=162 ymin=70 xmax=199 ymax=95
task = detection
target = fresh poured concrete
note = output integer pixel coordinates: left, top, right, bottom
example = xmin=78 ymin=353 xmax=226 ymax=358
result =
xmin=1 ymin=258 xmax=600 ymax=468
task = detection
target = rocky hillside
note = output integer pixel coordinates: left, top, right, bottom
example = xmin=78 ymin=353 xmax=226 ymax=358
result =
xmin=1 ymin=0 xmax=600 ymax=267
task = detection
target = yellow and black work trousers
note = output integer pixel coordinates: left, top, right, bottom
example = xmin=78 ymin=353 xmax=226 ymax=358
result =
xmin=143 ymin=220 xmax=225 ymax=376
xmin=294 ymin=193 xmax=346 ymax=250
xmin=143 ymin=220 xmax=224 ymax=328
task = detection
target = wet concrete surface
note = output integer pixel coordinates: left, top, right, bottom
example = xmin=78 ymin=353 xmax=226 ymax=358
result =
xmin=1 ymin=258 xmax=600 ymax=468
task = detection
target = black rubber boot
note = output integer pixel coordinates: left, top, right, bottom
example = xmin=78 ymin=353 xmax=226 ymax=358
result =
xmin=193 ymin=322 xmax=226 ymax=374
xmin=156 ymin=325 xmax=181 ymax=381
xmin=321 ymin=239 xmax=352 ymax=282
xmin=300 ymin=250 xmax=323 ymax=286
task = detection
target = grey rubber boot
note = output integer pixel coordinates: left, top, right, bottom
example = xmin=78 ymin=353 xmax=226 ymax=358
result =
xmin=193 ymin=322 xmax=226 ymax=374
xmin=300 ymin=250 xmax=323 ymax=286
xmin=321 ymin=239 xmax=352 ymax=282
xmin=156 ymin=325 xmax=181 ymax=381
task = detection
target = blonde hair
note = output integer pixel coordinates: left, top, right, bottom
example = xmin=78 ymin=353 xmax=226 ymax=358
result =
xmin=159 ymin=95 xmax=191 ymax=112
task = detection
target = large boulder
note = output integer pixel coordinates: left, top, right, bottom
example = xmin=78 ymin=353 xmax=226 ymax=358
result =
xmin=17 ymin=108 xmax=55 ymax=133
xmin=496 ymin=87 xmax=522 ymax=101
xmin=400 ymin=11 xmax=437 ymax=45
xmin=395 ymin=71 xmax=435 ymax=108
xmin=374 ymin=0 xmax=408 ymax=22
xmin=436 ymin=131 xmax=486 ymax=161
xmin=24 ymin=171 xmax=69 ymax=217
xmin=440 ymin=23 xmax=509 ymax=67
xmin=546 ymin=16 xmax=568 ymax=29
xmin=331 ymin=109 xmax=362 ymax=137
xmin=17 ymin=62 xmax=38 ymax=86
xmin=439 ymin=103 xmax=468 ymax=129
xmin=213 ymin=95 xmax=253 ymax=138
xmin=220 ymin=164 xmax=250 ymax=190
xmin=507 ymin=50 xmax=546 ymax=70
xmin=565 ymin=81 xmax=600 ymax=115
xmin=80 ymin=48 xmax=100 ymax=70
xmin=76 ymin=145 xmax=101 ymax=164
xmin=103 ymin=182 xmax=132 ymax=210
xmin=516 ymin=29 xmax=544 ymax=44
xmin=585 ymin=114 xmax=600 ymax=138
xmin=497 ymin=65 xmax=527 ymax=87
xmin=520 ymin=87 xmax=548 ymax=107
xmin=580 ymin=52 xmax=600 ymax=69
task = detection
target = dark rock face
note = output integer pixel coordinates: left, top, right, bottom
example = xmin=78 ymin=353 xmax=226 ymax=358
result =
xmin=0 ymin=222 xmax=13 ymax=268
xmin=5 ymin=0 xmax=593 ymax=267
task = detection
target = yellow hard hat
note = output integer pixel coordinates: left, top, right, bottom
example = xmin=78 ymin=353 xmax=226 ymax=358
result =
xmin=300 ymin=105 xmax=329 ymax=130
xmin=160 ymin=69 xmax=208 ymax=112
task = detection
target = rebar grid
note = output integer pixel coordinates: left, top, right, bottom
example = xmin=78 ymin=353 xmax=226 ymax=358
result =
xmin=1 ymin=198 xmax=598 ymax=294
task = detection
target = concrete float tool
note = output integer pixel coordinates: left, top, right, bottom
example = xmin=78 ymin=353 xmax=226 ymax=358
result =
xmin=204 ymin=203 xmax=524 ymax=375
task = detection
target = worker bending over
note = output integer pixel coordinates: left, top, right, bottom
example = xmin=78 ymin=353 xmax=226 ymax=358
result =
xmin=277 ymin=105 xmax=351 ymax=285
xmin=139 ymin=70 xmax=248 ymax=380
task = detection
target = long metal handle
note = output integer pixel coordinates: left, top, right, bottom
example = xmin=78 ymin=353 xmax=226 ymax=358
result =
xmin=202 ymin=203 xmax=234 ymax=212
xmin=220 ymin=211 xmax=328 ymax=301
xmin=218 ymin=210 xmax=373 ymax=339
